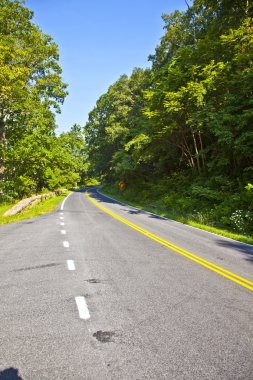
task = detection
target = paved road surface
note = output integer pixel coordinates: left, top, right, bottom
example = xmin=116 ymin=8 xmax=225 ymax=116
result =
xmin=0 ymin=188 xmax=253 ymax=379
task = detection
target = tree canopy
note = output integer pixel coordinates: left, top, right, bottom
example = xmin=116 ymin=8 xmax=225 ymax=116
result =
xmin=0 ymin=0 xmax=86 ymax=199
xmin=84 ymin=0 xmax=253 ymax=234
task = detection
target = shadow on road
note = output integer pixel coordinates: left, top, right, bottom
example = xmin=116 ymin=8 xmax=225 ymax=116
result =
xmin=0 ymin=368 xmax=23 ymax=380
xmin=84 ymin=187 xmax=169 ymax=221
xmin=78 ymin=187 xmax=253 ymax=263
xmin=216 ymin=239 xmax=253 ymax=263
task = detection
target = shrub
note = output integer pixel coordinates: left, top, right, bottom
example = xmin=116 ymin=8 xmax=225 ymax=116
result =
xmin=230 ymin=210 xmax=253 ymax=234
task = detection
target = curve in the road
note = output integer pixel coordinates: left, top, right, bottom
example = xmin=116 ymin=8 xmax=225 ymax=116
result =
xmin=86 ymin=192 xmax=253 ymax=293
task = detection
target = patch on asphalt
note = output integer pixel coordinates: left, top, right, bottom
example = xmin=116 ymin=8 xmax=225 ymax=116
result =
xmin=93 ymin=330 xmax=115 ymax=343
xmin=85 ymin=278 xmax=101 ymax=284
xmin=14 ymin=263 xmax=59 ymax=272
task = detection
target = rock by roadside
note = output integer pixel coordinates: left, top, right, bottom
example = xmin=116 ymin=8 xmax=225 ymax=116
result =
xmin=3 ymin=190 xmax=65 ymax=217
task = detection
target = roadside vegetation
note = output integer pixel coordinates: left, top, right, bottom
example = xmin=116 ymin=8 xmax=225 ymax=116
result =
xmin=84 ymin=0 xmax=253 ymax=244
xmin=101 ymin=183 xmax=253 ymax=246
xmin=0 ymin=0 xmax=97 ymax=227
xmin=0 ymin=192 xmax=68 ymax=225
xmin=0 ymin=0 xmax=88 ymax=204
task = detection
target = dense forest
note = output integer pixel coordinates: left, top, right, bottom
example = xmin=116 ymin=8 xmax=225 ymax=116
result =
xmin=0 ymin=0 xmax=87 ymax=200
xmin=84 ymin=0 xmax=253 ymax=236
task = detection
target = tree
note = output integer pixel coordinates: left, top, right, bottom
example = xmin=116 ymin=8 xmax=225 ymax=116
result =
xmin=0 ymin=0 xmax=67 ymax=184
xmin=58 ymin=124 xmax=87 ymax=185
xmin=0 ymin=0 xmax=76 ymax=198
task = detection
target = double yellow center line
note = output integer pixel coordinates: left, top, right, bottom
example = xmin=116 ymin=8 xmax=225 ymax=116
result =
xmin=86 ymin=193 xmax=253 ymax=292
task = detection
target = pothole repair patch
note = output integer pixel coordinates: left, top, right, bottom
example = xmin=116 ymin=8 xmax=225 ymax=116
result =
xmin=93 ymin=330 xmax=115 ymax=343
xmin=85 ymin=279 xmax=100 ymax=284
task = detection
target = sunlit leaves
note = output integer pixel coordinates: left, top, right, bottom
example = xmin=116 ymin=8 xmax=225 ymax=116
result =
xmin=84 ymin=0 xmax=253 ymax=191
xmin=0 ymin=0 xmax=80 ymax=198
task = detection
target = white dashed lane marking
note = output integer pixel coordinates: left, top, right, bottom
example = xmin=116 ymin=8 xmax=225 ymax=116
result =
xmin=75 ymin=296 xmax=90 ymax=320
xmin=60 ymin=222 xmax=65 ymax=226
xmin=67 ymin=260 xmax=75 ymax=271
xmin=60 ymin=193 xmax=90 ymax=321
xmin=63 ymin=241 xmax=70 ymax=248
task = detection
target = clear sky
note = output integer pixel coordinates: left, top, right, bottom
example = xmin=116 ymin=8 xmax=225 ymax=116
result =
xmin=25 ymin=0 xmax=187 ymax=133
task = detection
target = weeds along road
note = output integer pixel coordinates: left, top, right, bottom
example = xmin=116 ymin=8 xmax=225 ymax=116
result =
xmin=0 ymin=187 xmax=253 ymax=380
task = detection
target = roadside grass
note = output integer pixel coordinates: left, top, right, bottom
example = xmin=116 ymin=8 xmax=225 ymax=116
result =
xmin=101 ymin=185 xmax=253 ymax=246
xmin=0 ymin=193 xmax=69 ymax=225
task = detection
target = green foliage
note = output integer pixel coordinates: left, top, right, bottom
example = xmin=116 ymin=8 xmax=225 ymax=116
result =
xmin=84 ymin=69 xmax=152 ymax=180
xmin=101 ymin=184 xmax=253 ymax=245
xmin=14 ymin=176 xmax=36 ymax=198
xmin=0 ymin=1 xmax=87 ymax=199
xmin=230 ymin=210 xmax=253 ymax=234
xmin=82 ymin=178 xmax=100 ymax=186
xmin=83 ymin=0 xmax=253 ymax=238
xmin=0 ymin=192 xmax=68 ymax=225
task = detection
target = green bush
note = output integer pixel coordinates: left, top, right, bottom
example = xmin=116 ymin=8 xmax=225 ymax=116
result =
xmin=83 ymin=178 xmax=101 ymax=186
xmin=103 ymin=175 xmax=253 ymax=236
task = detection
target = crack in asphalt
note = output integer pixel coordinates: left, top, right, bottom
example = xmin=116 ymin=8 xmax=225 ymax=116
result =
xmin=13 ymin=263 xmax=60 ymax=272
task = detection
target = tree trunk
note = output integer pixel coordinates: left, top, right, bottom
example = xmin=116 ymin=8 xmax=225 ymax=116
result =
xmin=182 ymin=133 xmax=196 ymax=172
xmin=190 ymin=126 xmax=201 ymax=174
xmin=198 ymin=130 xmax=205 ymax=171
xmin=0 ymin=116 xmax=6 ymax=180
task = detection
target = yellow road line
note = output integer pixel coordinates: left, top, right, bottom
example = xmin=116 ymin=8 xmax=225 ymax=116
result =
xmin=86 ymin=193 xmax=253 ymax=292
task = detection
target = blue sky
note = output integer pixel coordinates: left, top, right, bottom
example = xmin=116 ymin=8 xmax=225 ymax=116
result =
xmin=25 ymin=0 xmax=187 ymax=133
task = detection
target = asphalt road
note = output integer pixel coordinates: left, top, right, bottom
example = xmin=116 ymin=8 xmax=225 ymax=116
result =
xmin=0 ymin=188 xmax=253 ymax=380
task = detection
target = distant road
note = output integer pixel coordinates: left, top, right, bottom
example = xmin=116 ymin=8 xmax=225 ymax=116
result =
xmin=0 ymin=188 xmax=253 ymax=379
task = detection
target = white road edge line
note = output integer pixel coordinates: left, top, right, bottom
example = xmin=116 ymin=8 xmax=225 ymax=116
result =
xmin=75 ymin=296 xmax=90 ymax=320
xmin=61 ymin=230 xmax=66 ymax=235
xmin=67 ymin=260 xmax=75 ymax=271
xmin=61 ymin=193 xmax=72 ymax=211
xmin=63 ymin=241 xmax=69 ymax=248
